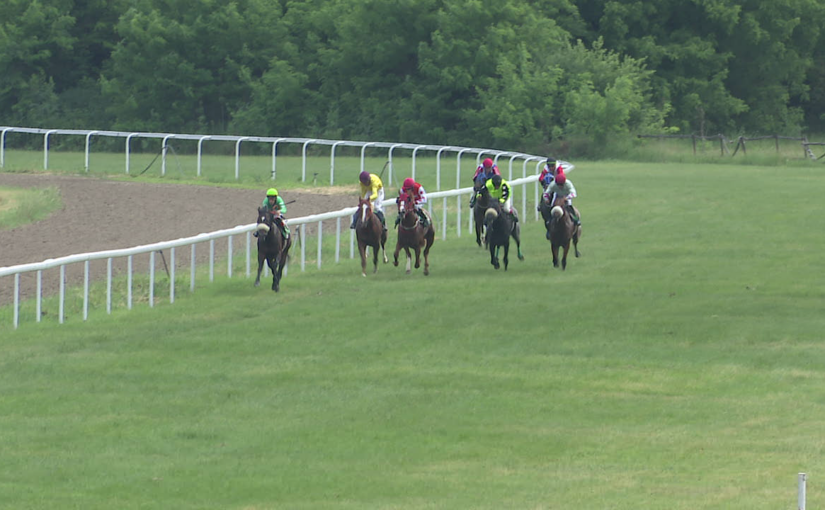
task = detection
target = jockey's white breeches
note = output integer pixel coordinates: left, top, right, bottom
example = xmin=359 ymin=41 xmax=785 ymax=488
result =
xmin=501 ymin=197 xmax=512 ymax=214
xmin=366 ymin=188 xmax=385 ymax=214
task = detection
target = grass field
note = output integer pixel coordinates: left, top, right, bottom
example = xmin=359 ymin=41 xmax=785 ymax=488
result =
xmin=2 ymin=160 xmax=825 ymax=509
xmin=0 ymin=185 xmax=61 ymax=230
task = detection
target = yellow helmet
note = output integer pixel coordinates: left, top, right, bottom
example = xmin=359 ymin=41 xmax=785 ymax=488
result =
xmin=266 ymin=188 xmax=278 ymax=197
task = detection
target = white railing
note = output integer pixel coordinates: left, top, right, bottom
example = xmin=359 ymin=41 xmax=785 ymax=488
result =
xmin=0 ymin=126 xmax=544 ymax=190
xmin=0 ymin=176 xmax=546 ymax=330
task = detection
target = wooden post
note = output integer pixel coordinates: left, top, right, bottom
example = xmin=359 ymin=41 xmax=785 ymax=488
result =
xmin=692 ymin=135 xmax=696 ymax=155
xmin=741 ymin=136 xmax=746 ymax=155
xmin=719 ymin=135 xmax=724 ymax=156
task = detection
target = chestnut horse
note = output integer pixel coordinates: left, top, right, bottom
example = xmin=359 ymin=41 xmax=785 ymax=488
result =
xmin=541 ymin=194 xmax=582 ymax=270
xmin=254 ymin=207 xmax=292 ymax=291
xmin=393 ymin=192 xmax=435 ymax=275
xmin=355 ymin=197 xmax=387 ymax=276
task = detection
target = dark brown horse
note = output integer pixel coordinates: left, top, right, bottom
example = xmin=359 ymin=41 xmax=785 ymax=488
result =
xmin=541 ymin=194 xmax=582 ymax=270
xmin=393 ymin=193 xmax=435 ymax=275
xmin=355 ymin=197 xmax=387 ymax=276
xmin=254 ymin=207 xmax=292 ymax=291
xmin=479 ymin=186 xmax=524 ymax=270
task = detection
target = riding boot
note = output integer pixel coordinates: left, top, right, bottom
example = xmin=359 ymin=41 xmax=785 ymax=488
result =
xmin=469 ymin=195 xmax=476 ymax=208
xmin=394 ymin=214 xmax=401 ymax=228
xmin=253 ymin=231 xmax=259 ymax=238
xmin=567 ymin=205 xmax=580 ymax=225
xmin=375 ymin=211 xmax=387 ymax=232
xmin=511 ymin=212 xmax=518 ymax=223
xmin=418 ymin=210 xmax=428 ymax=228
xmin=350 ymin=213 xmax=357 ymax=229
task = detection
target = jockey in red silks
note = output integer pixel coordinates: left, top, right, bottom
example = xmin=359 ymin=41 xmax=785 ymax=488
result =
xmin=395 ymin=177 xmax=429 ymax=228
xmin=539 ymin=156 xmax=576 ymax=188
xmin=470 ymin=158 xmax=500 ymax=207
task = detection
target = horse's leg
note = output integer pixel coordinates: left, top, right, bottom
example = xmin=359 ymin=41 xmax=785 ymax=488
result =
xmin=475 ymin=220 xmax=482 ymax=247
xmin=413 ymin=240 xmax=421 ymax=269
xmin=503 ymin=242 xmax=510 ymax=271
xmin=551 ymin=243 xmax=560 ymax=268
xmin=393 ymin=239 xmax=401 ymax=267
xmin=275 ymin=244 xmax=290 ymax=290
xmin=254 ymin=252 xmax=265 ymax=286
xmin=513 ymin=223 xmax=524 ymax=261
xmin=358 ymin=241 xmax=368 ymax=277
xmin=271 ymin=254 xmax=281 ymax=291
xmin=404 ymin=246 xmax=412 ymax=274
xmin=561 ymin=241 xmax=570 ymax=270
xmin=372 ymin=242 xmax=380 ymax=274
xmin=422 ymin=231 xmax=433 ymax=276
xmin=574 ymin=226 xmax=582 ymax=257
xmin=381 ymin=230 xmax=388 ymax=263
xmin=490 ymin=242 xmax=499 ymax=270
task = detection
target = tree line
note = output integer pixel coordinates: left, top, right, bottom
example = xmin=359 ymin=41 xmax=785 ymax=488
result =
xmin=2 ymin=0 xmax=823 ymax=156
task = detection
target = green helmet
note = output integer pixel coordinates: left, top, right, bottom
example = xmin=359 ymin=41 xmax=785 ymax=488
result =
xmin=266 ymin=188 xmax=278 ymax=197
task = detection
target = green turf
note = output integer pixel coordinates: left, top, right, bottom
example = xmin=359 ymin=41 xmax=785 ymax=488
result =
xmin=0 ymin=185 xmax=61 ymax=230
xmin=1 ymin=161 xmax=825 ymax=509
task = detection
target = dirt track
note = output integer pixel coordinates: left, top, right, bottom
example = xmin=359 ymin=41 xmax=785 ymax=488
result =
xmin=0 ymin=173 xmax=355 ymax=307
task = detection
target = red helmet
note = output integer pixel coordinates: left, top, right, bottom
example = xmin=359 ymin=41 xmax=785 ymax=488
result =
xmin=554 ymin=172 xmax=566 ymax=185
xmin=403 ymin=177 xmax=415 ymax=189
xmin=482 ymin=158 xmax=494 ymax=168
xmin=359 ymin=171 xmax=371 ymax=184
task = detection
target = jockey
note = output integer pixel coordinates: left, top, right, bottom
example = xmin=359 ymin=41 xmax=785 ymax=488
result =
xmin=544 ymin=170 xmax=580 ymax=225
xmin=255 ymin=187 xmax=289 ymax=237
xmin=539 ymin=157 xmax=576 ymax=188
xmin=469 ymin=158 xmax=500 ymax=207
xmin=350 ymin=170 xmax=386 ymax=230
xmin=483 ymin=174 xmax=518 ymax=224
xmin=395 ymin=177 xmax=429 ymax=228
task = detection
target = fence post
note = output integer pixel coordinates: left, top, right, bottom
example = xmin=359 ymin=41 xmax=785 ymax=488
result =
xmin=692 ymin=135 xmax=696 ymax=155
xmin=798 ymin=472 xmax=806 ymax=510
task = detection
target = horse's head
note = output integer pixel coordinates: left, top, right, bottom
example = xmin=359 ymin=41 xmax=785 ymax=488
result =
xmin=256 ymin=206 xmax=273 ymax=236
xmin=550 ymin=195 xmax=566 ymax=221
xmin=398 ymin=192 xmax=415 ymax=213
xmin=475 ymin=184 xmax=492 ymax=209
xmin=357 ymin=197 xmax=373 ymax=227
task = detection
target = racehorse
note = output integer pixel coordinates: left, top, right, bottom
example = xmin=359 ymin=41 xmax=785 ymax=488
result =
xmin=355 ymin=197 xmax=388 ymax=276
xmin=393 ymin=192 xmax=435 ymax=275
xmin=480 ymin=186 xmax=524 ymax=270
xmin=542 ymin=194 xmax=582 ymax=270
xmin=254 ymin=206 xmax=292 ymax=291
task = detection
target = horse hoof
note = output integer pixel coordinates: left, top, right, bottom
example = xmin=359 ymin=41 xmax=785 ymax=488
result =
xmin=424 ymin=269 xmax=429 ymax=276
xmin=254 ymin=281 xmax=260 ymax=287
xmin=362 ymin=273 xmax=367 ymax=277
xmin=518 ymin=254 xmax=524 ymax=261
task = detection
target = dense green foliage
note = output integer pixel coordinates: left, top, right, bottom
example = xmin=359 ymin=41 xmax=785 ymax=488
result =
xmin=3 ymin=162 xmax=825 ymax=508
xmin=2 ymin=0 xmax=824 ymax=154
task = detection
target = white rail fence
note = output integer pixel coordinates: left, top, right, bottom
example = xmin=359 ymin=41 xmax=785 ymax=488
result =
xmin=0 ymin=126 xmax=543 ymax=189
xmin=1 ymin=176 xmax=547 ymax=330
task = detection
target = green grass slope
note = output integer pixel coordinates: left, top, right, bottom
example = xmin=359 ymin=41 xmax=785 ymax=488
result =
xmin=2 ymin=162 xmax=825 ymax=509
